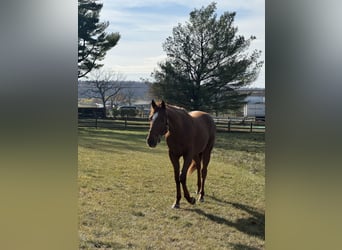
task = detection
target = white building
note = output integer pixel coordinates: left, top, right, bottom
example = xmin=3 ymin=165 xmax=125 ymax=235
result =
xmin=239 ymin=88 xmax=265 ymax=120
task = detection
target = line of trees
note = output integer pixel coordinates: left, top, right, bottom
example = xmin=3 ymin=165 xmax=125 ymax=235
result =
xmin=78 ymin=1 xmax=263 ymax=117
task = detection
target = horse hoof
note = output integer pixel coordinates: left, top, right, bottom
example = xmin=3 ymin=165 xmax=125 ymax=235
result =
xmin=199 ymin=197 xmax=204 ymax=203
xmin=172 ymin=204 xmax=180 ymax=209
xmin=190 ymin=197 xmax=196 ymax=205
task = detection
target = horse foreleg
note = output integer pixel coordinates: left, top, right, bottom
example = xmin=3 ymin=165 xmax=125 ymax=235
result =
xmin=180 ymin=155 xmax=196 ymax=205
xmin=169 ymin=152 xmax=181 ymax=208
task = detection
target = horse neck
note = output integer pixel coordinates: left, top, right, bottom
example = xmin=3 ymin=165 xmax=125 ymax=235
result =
xmin=166 ymin=106 xmax=191 ymax=135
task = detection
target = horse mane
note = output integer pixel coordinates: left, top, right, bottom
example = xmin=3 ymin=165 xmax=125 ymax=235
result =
xmin=166 ymin=104 xmax=189 ymax=116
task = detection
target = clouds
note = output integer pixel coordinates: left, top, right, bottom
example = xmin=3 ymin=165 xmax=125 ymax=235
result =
xmin=100 ymin=0 xmax=265 ymax=87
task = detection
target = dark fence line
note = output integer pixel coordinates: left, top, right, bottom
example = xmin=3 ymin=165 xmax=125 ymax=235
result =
xmin=78 ymin=116 xmax=265 ymax=133
xmin=78 ymin=117 xmax=149 ymax=130
xmin=213 ymin=117 xmax=265 ymax=133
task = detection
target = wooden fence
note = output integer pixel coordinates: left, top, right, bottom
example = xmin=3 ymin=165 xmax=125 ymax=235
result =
xmin=79 ymin=116 xmax=265 ymax=133
xmin=213 ymin=117 xmax=265 ymax=133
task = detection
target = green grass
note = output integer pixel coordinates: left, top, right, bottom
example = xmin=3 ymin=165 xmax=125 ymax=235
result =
xmin=78 ymin=128 xmax=265 ymax=249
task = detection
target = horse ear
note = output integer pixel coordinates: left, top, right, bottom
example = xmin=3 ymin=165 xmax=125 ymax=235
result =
xmin=151 ymin=100 xmax=157 ymax=109
xmin=161 ymin=100 xmax=166 ymax=109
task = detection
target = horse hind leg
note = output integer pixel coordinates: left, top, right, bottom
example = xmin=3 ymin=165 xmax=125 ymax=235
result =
xmin=194 ymin=154 xmax=202 ymax=196
xmin=186 ymin=155 xmax=202 ymax=196
xmin=199 ymin=147 xmax=212 ymax=202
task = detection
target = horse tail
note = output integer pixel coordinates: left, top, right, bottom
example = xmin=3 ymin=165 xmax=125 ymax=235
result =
xmin=187 ymin=160 xmax=197 ymax=176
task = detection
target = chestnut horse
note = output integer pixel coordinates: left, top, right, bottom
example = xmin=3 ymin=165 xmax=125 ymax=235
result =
xmin=146 ymin=100 xmax=216 ymax=208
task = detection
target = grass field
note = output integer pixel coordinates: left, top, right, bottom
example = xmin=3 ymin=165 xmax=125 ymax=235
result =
xmin=78 ymin=127 xmax=265 ymax=249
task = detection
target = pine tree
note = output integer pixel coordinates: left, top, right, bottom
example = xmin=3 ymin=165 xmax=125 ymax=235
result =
xmin=151 ymin=2 xmax=263 ymax=114
xmin=78 ymin=0 xmax=120 ymax=78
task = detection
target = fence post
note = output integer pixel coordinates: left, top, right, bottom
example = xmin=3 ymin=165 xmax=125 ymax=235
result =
xmin=124 ymin=114 xmax=128 ymax=129
xmin=250 ymin=122 xmax=253 ymax=133
xmin=95 ymin=117 xmax=98 ymax=129
xmin=228 ymin=120 xmax=231 ymax=132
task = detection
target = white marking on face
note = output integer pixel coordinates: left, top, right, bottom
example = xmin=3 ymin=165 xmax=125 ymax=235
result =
xmin=152 ymin=112 xmax=159 ymax=122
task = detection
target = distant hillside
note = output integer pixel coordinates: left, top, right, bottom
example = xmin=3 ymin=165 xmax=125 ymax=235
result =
xmin=78 ymin=80 xmax=151 ymax=101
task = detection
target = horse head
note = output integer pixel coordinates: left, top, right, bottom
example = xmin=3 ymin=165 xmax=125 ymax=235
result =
xmin=146 ymin=100 xmax=168 ymax=148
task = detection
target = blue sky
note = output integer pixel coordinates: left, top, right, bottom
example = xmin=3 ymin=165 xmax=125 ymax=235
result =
xmin=99 ymin=0 xmax=265 ymax=88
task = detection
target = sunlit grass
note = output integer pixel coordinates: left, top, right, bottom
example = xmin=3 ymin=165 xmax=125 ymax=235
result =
xmin=78 ymin=128 xmax=265 ymax=249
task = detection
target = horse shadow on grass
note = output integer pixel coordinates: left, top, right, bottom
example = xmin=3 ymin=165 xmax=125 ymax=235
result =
xmin=188 ymin=195 xmax=265 ymax=241
xmin=230 ymin=243 xmax=261 ymax=250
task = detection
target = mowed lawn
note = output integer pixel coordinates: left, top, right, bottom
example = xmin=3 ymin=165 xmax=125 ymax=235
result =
xmin=78 ymin=127 xmax=265 ymax=250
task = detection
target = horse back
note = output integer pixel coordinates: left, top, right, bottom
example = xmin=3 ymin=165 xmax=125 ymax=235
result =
xmin=189 ymin=111 xmax=216 ymax=152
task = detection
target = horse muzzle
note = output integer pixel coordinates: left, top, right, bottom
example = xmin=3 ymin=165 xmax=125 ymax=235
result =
xmin=146 ymin=135 xmax=161 ymax=148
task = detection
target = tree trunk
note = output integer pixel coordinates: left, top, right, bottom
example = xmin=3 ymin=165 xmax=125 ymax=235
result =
xmin=102 ymin=107 xmax=106 ymax=119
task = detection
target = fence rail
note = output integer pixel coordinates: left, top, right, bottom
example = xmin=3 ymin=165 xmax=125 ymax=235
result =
xmin=78 ymin=118 xmax=149 ymax=130
xmin=79 ymin=116 xmax=265 ymax=133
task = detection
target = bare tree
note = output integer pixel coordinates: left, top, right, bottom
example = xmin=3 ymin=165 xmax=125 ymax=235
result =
xmin=83 ymin=69 xmax=125 ymax=117
xmin=109 ymin=93 xmax=126 ymax=109
xmin=124 ymin=87 xmax=136 ymax=106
